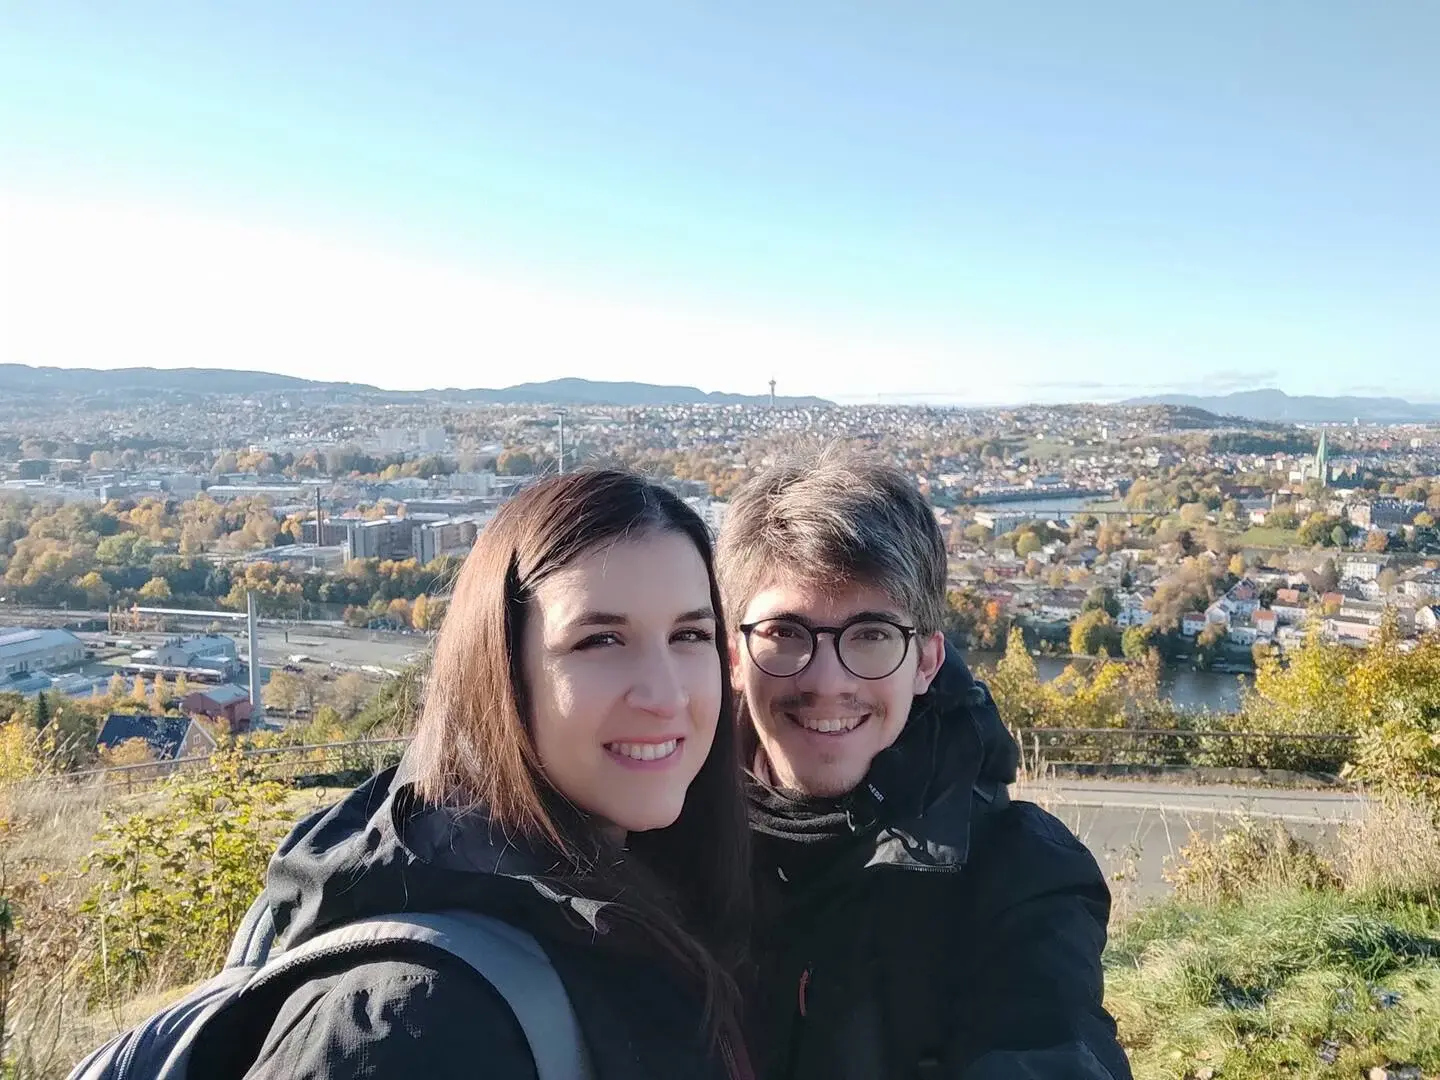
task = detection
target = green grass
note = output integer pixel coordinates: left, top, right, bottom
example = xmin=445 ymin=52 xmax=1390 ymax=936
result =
xmin=1234 ymin=525 xmax=1303 ymax=548
xmin=1106 ymin=891 xmax=1440 ymax=1079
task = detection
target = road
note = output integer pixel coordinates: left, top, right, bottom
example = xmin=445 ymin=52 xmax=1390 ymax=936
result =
xmin=1024 ymin=778 xmax=1367 ymax=902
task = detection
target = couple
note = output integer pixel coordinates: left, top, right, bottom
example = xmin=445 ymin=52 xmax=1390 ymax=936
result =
xmin=226 ymin=452 xmax=1127 ymax=1079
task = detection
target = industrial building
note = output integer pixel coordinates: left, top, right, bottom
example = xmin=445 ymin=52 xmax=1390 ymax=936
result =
xmin=0 ymin=627 xmax=86 ymax=677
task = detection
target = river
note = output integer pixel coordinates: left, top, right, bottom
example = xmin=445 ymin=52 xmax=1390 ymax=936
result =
xmin=964 ymin=651 xmax=1252 ymax=713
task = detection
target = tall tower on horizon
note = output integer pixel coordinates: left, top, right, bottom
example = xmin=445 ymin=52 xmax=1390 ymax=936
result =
xmin=768 ymin=378 xmax=776 ymax=409
xmin=1315 ymin=429 xmax=1329 ymax=487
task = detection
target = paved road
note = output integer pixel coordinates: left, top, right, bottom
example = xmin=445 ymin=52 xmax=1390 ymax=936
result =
xmin=1023 ymin=778 xmax=1366 ymax=902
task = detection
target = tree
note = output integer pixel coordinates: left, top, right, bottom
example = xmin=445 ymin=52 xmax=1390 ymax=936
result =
xmin=150 ymin=673 xmax=171 ymax=713
xmin=131 ymin=675 xmax=148 ymax=702
xmin=137 ymin=575 xmax=172 ymax=602
xmin=1070 ymin=609 xmax=1115 ymax=657
xmin=263 ymin=671 xmax=316 ymax=716
xmin=327 ymin=672 xmax=374 ymax=720
xmin=1194 ymin=623 xmax=1225 ymax=670
xmin=1228 ymin=553 xmax=1247 ymax=578
xmin=1083 ymin=586 xmax=1120 ymax=619
xmin=1377 ymin=568 xmax=1400 ymax=595
xmin=31 ymin=691 xmax=50 ymax=730
xmin=77 ymin=569 xmax=111 ymax=605
xmin=108 ymin=672 xmax=128 ymax=699
xmin=173 ymin=672 xmax=191 ymax=702
xmin=1015 ymin=533 xmax=1043 ymax=558
xmin=410 ymin=593 xmax=435 ymax=631
xmin=1330 ymin=524 xmax=1349 ymax=548
xmin=1363 ymin=530 xmax=1390 ymax=553
xmin=1416 ymin=511 xmax=1436 ymax=529
xmin=1120 ymin=625 xmax=1153 ymax=661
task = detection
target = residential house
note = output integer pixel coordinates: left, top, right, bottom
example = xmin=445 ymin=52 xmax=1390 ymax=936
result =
xmin=1181 ymin=612 xmax=1209 ymax=638
xmin=1401 ymin=572 xmax=1440 ymax=602
xmin=1205 ymin=602 xmax=1231 ymax=627
xmin=1272 ymin=588 xmax=1309 ymax=624
xmin=1253 ymin=609 xmax=1279 ymax=638
xmin=181 ymin=683 xmax=254 ymax=734
xmin=1222 ymin=580 xmax=1260 ymax=618
xmin=97 ymin=713 xmax=218 ymax=762
xmin=1340 ymin=553 xmax=1389 ymax=583
xmin=1418 ymin=605 xmax=1440 ymax=635
xmin=1038 ymin=590 xmax=1087 ymax=622
xmin=1226 ymin=622 xmax=1259 ymax=646
xmin=1323 ymin=617 xmax=1381 ymax=647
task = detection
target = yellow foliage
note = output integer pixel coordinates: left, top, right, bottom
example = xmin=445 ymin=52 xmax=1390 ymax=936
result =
xmin=0 ymin=718 xmax=41 ymax=782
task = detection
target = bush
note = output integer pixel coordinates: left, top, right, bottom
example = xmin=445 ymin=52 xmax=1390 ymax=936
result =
xmin=1164 ymin=817 xmax=1342 ymax=905
xmin=80 ymin=750 xmax=290 ymax=1002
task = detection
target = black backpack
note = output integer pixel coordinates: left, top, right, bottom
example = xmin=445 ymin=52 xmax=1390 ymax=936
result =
xmin=67 ymin=903 xmax=594 ymax=1080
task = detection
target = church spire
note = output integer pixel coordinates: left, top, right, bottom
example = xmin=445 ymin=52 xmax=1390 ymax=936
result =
xmin=1315 ymin=430 xmax=1329 ymax=486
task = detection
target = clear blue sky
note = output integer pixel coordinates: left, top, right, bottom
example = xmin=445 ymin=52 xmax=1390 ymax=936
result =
xmin=2 ymin=2 xmax=1437 ymax=403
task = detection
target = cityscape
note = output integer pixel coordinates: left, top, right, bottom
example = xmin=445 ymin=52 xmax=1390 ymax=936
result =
xmin=4 ymin=368 xmax=1440 ymax=741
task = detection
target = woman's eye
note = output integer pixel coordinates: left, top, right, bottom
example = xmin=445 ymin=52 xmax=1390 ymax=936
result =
xmin=574 ymin=632 xmax=621 ymax=650
xmin=673 ymin=627 xmax=715 ymax=644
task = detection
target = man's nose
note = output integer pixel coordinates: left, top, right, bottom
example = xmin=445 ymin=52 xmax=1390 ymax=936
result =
xmin=793 ymin=632 xmax=855 ymax=694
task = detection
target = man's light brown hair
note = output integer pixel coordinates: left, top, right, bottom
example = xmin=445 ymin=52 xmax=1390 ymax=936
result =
xmin=715 ymin=446 xmax=947 ymax=635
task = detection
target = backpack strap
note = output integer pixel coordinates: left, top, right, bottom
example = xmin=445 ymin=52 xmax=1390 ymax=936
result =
xmin=255 ymin=911 xmax=594 ymax=1080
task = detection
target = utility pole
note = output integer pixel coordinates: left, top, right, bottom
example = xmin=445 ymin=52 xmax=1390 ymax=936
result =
xmin=555 ymin=409 xmax=567 ymax=475
xmin=246 ymin=591 xmax=265 ymax=726
xmin=313 ymin=486 xmax=323 ymax=546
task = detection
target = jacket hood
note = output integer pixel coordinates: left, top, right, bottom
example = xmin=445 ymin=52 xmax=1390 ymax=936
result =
xmin=264 ymin=752 xmax=609 ymax=952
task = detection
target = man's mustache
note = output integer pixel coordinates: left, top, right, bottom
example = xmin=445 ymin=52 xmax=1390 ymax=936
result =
xmin=768 ymin=692 xmax=876 ymax=713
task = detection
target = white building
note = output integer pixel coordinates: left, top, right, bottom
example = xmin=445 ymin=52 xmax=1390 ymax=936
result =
xmin=0 ymin=628 xmax=86 ymax=677
xmin=1340 ymin=553 xmax=1389 ymax=583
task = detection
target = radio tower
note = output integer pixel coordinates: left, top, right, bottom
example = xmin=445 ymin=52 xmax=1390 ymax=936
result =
xmin=768 ymin=378 xmax=777 ymax=409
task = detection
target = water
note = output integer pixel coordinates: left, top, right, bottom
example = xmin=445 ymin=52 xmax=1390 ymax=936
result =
xmin=964 ymin=651 xmax=1252 ymax=713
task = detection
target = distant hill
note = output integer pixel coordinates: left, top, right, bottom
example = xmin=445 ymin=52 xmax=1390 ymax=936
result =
xmin=0 ymin=365 xmax=830 ymax=407
xmin=441 ymin=377 xmax=829 ymax=407
xmin=1121 ymin=389 xmax=1440 ymax=423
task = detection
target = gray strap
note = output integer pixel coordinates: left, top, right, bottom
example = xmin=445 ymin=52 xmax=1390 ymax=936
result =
xmin=262 ymin=911 xmax=594 ymax=1080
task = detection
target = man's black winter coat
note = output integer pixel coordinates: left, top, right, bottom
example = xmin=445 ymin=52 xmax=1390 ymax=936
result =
xmin=745 ymin=644 xmax=1132 ymax=1080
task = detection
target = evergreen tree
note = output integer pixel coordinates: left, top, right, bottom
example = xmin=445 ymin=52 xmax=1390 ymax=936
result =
xmin=32 ymin=691 xmax=50 ymax=730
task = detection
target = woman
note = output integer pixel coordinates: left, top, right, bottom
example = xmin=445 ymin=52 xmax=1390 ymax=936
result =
xmin=243 ymin=471 xmax=752 ymax=1079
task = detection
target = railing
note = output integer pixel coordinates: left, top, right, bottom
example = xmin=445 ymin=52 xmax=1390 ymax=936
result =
xmin=22 ymin=737 xmax=413 ymax=794
xmin=21 ymin=728 xmax=1361 ymax=794
xmin=1014 ymin=727 xmax=1357 ymax=775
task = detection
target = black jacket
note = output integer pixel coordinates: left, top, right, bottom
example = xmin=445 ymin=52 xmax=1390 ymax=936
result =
xmin=222 ymin=755 xmax=732 ymax=1080
xmin=746 ymin=644 xmax=1131 ymax=1080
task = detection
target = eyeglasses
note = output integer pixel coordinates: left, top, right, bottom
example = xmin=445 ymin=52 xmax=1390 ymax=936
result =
xmin=738 ymin=616 xmax=917 ymax=680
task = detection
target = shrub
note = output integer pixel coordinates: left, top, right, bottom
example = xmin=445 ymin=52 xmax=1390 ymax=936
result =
xmin=80 ymin=750 xmax=289 ymax=1002
xmin=1164 ymin=817 xmax=1341 ymax=906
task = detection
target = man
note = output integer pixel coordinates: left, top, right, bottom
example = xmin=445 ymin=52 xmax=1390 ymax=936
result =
xmin=716 ymin=449 xmax=1131 ymax=1080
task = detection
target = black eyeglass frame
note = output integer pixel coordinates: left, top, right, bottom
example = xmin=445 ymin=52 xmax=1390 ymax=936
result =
xmin=737 ymin=615 xmax=918 ymax=681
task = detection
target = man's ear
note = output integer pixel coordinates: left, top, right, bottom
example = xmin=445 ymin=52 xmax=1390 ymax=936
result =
xmin=912 ymin=630 xmax=946 ymax=695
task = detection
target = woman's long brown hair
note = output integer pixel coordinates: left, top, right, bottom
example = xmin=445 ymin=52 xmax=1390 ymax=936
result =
xmin=409 ymin=470 xmax=751 ymax=1076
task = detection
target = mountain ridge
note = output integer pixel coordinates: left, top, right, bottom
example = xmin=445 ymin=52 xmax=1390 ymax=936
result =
xmin=0 ymin=365 xmax=830 ymax=407
xmin=1121 ymin=388 xmax=1440 ymax=423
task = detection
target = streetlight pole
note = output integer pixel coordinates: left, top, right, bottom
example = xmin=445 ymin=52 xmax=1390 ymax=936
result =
xmin=556 ymin=409 xmax=567 ymax=475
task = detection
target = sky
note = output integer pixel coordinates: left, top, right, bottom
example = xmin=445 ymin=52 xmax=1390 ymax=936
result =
xmin=1 ymin=2 xmax=1438 ymax=404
